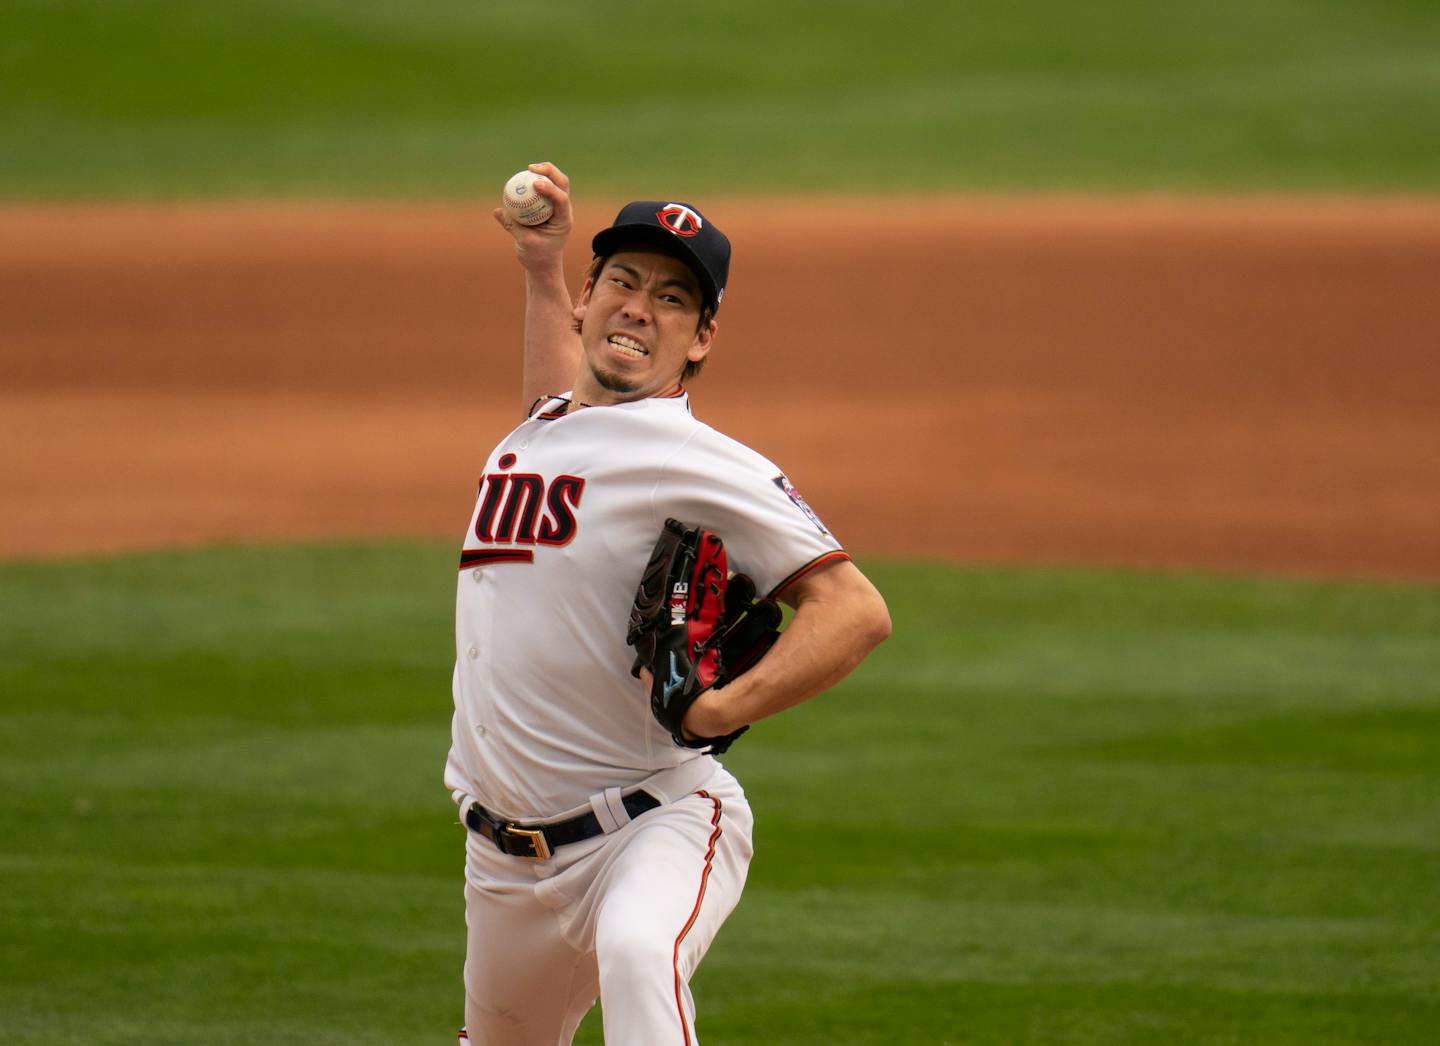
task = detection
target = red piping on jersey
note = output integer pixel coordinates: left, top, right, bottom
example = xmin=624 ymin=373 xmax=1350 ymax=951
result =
xmin=672 ymin=790 xmax=723 ymax=1046
xmin=767 ymin=549 xmax=852 ymax=601
xmin=458 ymin=548 xmax=535 ymax=568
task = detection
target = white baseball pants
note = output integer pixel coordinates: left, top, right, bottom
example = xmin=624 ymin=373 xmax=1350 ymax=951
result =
xmin=459 ymin=764 xmax=754 ymax=1045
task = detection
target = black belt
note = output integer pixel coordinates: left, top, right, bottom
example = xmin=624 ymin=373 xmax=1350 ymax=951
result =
xmin=465 ymin=791 xmax=662 ymax=860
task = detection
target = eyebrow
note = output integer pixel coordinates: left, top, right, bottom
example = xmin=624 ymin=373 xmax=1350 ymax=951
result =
xmin=607 ymin=261 xmax=697 ymax=296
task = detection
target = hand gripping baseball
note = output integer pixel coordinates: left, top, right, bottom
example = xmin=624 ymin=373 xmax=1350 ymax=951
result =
xmin=627 ymin=519 xmax=783 ymax=754
xmin=492 ymin=161 xmax=573 ymax=270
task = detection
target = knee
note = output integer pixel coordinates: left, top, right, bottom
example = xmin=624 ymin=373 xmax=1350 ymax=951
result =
xmin=596 ymin=918 xmax=674 ymax=981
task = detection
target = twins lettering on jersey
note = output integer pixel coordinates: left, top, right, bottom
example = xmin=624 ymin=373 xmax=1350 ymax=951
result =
xmin=459 ymin=455 xmax=828 ymax=570
xmin=473 ymin=471 xmax=584 ymax=544
xmin=459 ymin=453 xmax=585 ymax=568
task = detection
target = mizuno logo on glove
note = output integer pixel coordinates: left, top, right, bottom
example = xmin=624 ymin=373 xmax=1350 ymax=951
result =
xmin=663 ymin=652 xmax=686 ymax=707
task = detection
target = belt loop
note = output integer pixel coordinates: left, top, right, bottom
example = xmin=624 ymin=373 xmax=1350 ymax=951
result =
xmin=588 ymin=790 xmax=623 ymax=834
xmin=602 ymin=787 xmax=632 ymax=830
xmin=641 ymin=758 xmax=715 ymax=805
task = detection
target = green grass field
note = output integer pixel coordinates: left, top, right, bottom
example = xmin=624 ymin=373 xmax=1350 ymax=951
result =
xmin=2 ymin=543 xmax=1437 ymax=1044
xmin=3 ymin=0 xmax=1439 ymax=196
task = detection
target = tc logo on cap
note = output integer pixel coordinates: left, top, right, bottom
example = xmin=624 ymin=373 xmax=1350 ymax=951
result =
xmin=657 ymin=204 xmax=703 ymax=237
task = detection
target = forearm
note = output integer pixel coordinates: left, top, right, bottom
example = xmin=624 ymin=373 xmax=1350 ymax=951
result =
xmin=520 ymin=259 xmax=581 ymax=412
xmin=491 ymin=162 xmax=581 ymax=414
xmin=720 ymin=599 xmax=884 ymax=726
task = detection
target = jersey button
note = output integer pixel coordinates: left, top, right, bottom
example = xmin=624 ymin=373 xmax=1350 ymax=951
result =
xmin=467 ymin=645 xmax=479 ymax=660
xmin=471 ymin=569 xmax=483 ymax=583
xmin=474 ymin=724 xmax=488 ymax=738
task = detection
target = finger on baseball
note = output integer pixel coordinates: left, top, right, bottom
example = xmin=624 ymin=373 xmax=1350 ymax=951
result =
xmin=528 ymin=161 xmax=569 ymax=192
xmin=492 ymin=207 xmax=513 ymax=232
xmin=528 ymin=173 xmax=570 ymax=214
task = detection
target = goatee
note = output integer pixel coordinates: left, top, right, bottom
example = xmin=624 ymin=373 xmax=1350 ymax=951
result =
xmin=592 ymin=367 xmax=639 ymax=395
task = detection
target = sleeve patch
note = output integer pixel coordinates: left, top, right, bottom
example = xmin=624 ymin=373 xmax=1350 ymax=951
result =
xmin=773 ymin=474 xmax=830 ymax=535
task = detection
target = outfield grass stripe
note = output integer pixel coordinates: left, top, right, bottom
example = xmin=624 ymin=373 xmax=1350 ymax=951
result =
xmin=3 ymin=0 xmax=1439 ymax=194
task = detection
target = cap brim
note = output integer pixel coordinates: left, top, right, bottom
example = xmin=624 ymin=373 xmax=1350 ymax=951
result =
xmin=591 ymin=224 xmax=719 ymax=310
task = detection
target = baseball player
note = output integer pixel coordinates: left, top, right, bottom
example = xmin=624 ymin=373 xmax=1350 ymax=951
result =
xmin=446 ymin=162 xmax=891 ymax=1044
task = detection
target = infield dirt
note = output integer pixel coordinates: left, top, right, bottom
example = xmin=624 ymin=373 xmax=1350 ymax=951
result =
xmin=3 ymin=198 xmax=1437 ymax=579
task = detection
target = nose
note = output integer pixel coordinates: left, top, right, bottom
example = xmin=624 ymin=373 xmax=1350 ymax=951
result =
xmin=620 ymin=289 xmax=653 ymax=324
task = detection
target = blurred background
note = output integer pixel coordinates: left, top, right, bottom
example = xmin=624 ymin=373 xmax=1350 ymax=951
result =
xmin=2 ymin=2 xmax=1438 ymax=1043
xmin=4 ymin=0 xmax=1439 ymax=196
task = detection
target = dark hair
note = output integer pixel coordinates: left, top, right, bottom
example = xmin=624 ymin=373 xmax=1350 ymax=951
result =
xmin=572 ymin=253 xmax=717 ymax=382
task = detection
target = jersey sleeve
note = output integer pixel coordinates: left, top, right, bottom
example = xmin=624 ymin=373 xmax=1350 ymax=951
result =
xmin=653 ymin=426 xmax=849 ymax=598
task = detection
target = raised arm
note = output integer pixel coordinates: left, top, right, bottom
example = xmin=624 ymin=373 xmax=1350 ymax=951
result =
xmin=680 ymin=558 xmax=892 ymax=740
xmin=492 ymin=162 xmax=583 ymax=414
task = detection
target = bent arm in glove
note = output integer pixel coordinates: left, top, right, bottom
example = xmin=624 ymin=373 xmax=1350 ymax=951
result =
xmin=679 ymin=557 xmax=892 ymax=742
xmin=627 ymin=519 xmax=784 ymax=754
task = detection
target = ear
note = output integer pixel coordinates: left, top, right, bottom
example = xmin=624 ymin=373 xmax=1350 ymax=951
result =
xmin=572 ymin=278 xmax=594 ymax=327
xmin=687 ymin=318 xmax=717 ymax=365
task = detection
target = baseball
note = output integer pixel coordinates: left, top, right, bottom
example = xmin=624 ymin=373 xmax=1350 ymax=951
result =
xmin=502 ymin=170 xmax=555 ymax=226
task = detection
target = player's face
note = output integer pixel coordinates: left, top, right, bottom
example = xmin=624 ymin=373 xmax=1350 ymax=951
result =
xmin=572 ymin=250 xmax=715 ymax=403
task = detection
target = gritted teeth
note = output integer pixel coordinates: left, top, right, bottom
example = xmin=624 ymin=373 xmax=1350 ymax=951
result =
xmin=608 ymin=334 xmax=648 ymax=357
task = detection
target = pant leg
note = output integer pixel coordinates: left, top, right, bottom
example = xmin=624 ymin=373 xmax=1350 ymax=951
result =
xmin=462 ymin=873 xmax=600 ymax=1045
xmin=593 ymin=786 xmax=754 ymax=1044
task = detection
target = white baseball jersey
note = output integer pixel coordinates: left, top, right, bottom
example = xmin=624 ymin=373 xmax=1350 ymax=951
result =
xmin=443 ymin=390 xmax=848 ymax=820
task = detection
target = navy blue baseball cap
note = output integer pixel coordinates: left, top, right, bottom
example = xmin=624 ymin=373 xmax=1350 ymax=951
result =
xmin=591 ymin=201 xmax=731 ymax=312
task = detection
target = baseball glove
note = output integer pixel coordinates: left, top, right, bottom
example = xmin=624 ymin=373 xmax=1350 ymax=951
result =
xmin=627 ymin=518 xmax=783 ymax=754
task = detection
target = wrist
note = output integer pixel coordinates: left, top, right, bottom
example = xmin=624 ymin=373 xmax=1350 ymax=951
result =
xmin=686 ymin=686 xmax=745 ymax=739
xmin=520 ymin=253 xmax=569 ymax=281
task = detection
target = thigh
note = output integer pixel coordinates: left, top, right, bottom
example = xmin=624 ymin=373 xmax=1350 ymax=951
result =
xmin=463 ymin=877 xmax=600 ymax=1045
xmin=599 ymin=787 xmax=753 ymax=963
xmin=591 ymin=786 xmax=754 ymax=1039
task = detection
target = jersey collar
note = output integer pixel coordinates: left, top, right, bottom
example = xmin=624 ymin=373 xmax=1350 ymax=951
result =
xmin=530 ymin=388 xmax=691 ymax=420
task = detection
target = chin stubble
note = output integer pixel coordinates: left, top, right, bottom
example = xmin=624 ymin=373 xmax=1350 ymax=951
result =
xmin=592 ymin=366 xmax=639 ymax=395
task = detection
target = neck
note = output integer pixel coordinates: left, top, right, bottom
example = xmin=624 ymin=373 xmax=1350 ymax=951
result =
xmin=572 ymin=373 xmax=683 ymax=408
